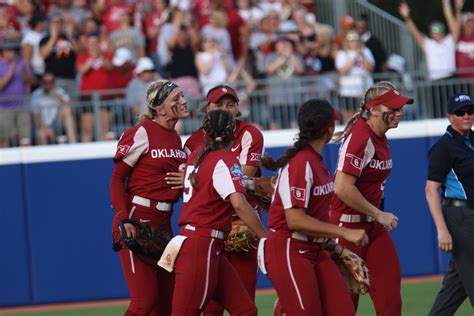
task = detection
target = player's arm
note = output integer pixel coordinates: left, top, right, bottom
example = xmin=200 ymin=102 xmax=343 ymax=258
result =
xmin=110 ymin=161 xmax=136 ymax=237
xmin=229 ymin=192 xmax=266 ymax=239
xmin=285 ymin=207 xmax=368 ymax=246
xmin=242 ymin=165 xmax=258 ymax=177
xmin=334 ymin=171 xmax=398 ymax=231
xmin=425 ymin=181 xmax=452 ymax=252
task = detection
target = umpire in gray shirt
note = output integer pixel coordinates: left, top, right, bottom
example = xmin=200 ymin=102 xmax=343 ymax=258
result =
xmin=425 ymin=93 xmax=474 ymax=316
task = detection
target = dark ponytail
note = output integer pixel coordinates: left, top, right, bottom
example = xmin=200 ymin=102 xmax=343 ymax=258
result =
xmin=191 ymin=110 xmax=236 ymax=187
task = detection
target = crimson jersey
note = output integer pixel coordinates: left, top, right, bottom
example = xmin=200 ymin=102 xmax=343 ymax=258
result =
xmin=178 ymin=149 xmax=246 ymax=232
xmin=268 ymin=146 xmax=334 ymax=233
xmin=331 ymin=118 xmax=392 ymax=218
xmin=456 ymin=32 xmax=474 ymax=79
xmin=113 ymin=119 xmax=187 ymax=202
xmin=184 ymin=120 xmax=264 ymax=168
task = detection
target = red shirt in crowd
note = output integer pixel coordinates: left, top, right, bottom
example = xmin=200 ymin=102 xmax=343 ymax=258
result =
xmin=330 ymin=118 xmax=392 ymax=220
xmin=456 ymin=31 xmax=474 ymax=79
xmin=268 ymin=146 xmax=333 ymax=233
xmin=77 ymin=52 xmax=112 ymax=91
xmin=102 ymin=0 xmax=134 ymax=33
xmin=179 ymin=148 xmax=246 ymax=232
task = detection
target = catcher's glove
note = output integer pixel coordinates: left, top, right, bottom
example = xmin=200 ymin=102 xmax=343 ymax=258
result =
xmin=244 ymin=176 xmax=276 ymax=206
xmin=224 ymin=219 xmax=256 ymax=252
xmin=116 ymin=219 xmax=172 ymax=265
xmin=332 ymin=248 xmax=370 ymax=294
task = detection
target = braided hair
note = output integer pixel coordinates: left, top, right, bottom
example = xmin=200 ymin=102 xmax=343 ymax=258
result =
xmin=262 ymin=99 xmax=336 ymax=171
xmin=333 ymin=81 xmax=396 ymax=143
xmin=191 ymin=110 xmax=236 ymax=187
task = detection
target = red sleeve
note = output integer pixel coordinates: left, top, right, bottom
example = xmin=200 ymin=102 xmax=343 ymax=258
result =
xmin=239 ymin=126 xmax=264 ymax=167
xmin=277 ymin=155 xmax=312 ymax=210
xmin=109 ymin=161 xmax=133 ymax=221
xmin=336 ymin=131 xmax=374 ymax=178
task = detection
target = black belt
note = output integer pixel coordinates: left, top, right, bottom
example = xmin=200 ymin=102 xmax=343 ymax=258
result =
xmin=443 ymin=198 xmax=474 ymax=209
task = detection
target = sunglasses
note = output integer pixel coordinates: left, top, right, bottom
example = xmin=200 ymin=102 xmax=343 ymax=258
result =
xmin=300 ymin=34 xmax=317 ymax=42
xmin=454 ymin=108 xmax=473 ymax=117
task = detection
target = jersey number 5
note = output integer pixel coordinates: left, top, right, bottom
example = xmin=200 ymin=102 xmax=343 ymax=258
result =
xmin=183 ymin=165 xmax=195 ymax=203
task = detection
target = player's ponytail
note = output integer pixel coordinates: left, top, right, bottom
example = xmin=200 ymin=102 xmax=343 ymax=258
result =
xmin=333 ymin=81 xmax=396 ymax=143
xmin=190 ymin=110 xmax=236 ymax=187
xmin=262 ymin=99 xmax=337 ymax=171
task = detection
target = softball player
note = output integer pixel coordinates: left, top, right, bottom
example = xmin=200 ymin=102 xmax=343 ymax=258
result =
xmin=262 ymin=99 xmax=368 ymax=316
xmin=184 ymin=85 xmax=264 ymax=316
xmin=109 ymin=80 xmax=189 ymax=316
xmin=330 ymin=81 xmax=413 ymax=315
xmin=172 ymin=110 xmax=266 ymax=316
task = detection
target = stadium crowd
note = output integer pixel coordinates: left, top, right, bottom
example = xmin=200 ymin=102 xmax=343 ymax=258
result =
xmin=0 ymin=0 xmax=473 ymax=147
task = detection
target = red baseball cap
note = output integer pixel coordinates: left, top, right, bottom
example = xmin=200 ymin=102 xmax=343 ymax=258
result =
xmin=365 ymin=89 xmax=414 ymax=110
xmin=207 ymin=85 xmax=239 ymax=103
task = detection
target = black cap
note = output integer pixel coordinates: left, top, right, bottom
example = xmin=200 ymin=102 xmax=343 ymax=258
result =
xmin=447 ymin=93 xmax=474 ymax=114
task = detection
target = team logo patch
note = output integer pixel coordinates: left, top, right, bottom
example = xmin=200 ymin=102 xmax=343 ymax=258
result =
xmin=230 ymin=164 xmax=244 ymax=177
xmin=346 ymin=153 xmax=362 ymax=170
xmin=290 ymin=187 xmax=306 ymax=201
xmin=250 ymin=153 xmax=261 ymax=162
xmin=117 ymin=145 xmax=130 ymax=156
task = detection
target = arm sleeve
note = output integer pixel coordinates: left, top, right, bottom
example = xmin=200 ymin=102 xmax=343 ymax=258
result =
xmin=109 ymin=161 xmax=133 ymax=221
xmin=213 ymin=159 xmax=246 ymax=200
xmin=336 ymin=132 xmax=374 ymax=178
xmin=427 ymin=142 xmax=451 ymax=183
xmin=239 ymin=127 xmax=264 ymax=167
xmin=277 ymin=158 xmax=313 ymax=210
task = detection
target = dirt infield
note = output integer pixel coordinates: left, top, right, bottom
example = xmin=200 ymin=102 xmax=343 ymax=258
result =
xmin=0 ymin=275 xmax=443 ymax=314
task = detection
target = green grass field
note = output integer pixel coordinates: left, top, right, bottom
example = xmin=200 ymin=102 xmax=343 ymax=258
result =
xmin=2 ymin=281 xmax=472 ymax=316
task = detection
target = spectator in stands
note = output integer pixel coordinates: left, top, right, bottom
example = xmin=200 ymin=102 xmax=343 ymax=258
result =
xmin=144 ymin=0 xmax=169 ymax=75
xmin=281 ymin=0 xmax=298 ymax=21
xmin=335 ymin=15 xmax=355 ymax=49
xmin=290 ymin=4 xmax=317 ymax=30
xmin=195 ymin=35 xmax=232 ymax=95
xmin=0 ymin=40 xmax=35 ymax=147
xmin=39 ymin=13 xmax=79 ymax=97
xmin=30 ymin=72 xmax=77 ymax=144
xmin=0 ymin=4 xmax=20 ymax=42
xmin=355 ymin=14 xmax=388 ymax=73
xmin=109 ymin=47 xmax=134 ymax=92
xmin=109 ymin=11 xmax=145 ymax=63
xmin=264 ymin=35 xmax=305 ymax=129
xmin=201 ymin=10 xmax=235 ymax=65
xmin=335 ymin=31 xmax=375 ymax=100
xmin=22 ymin=12 xmax=47 ymax=82
xmin=442 ymin=0 xmax=474 ymax=79
xmin=157 ymin=8 xmax=190 ymax=70
xmin=399 ymin=2 xmax=456 ymax=81
xmin=14 ymin=0 xmax=42 ymax=32
xmin=298 ymin=24 xmax=321 ymax=76
xmin=125 ymin=57 xmax=160 ymax=116
xmin=236 ymin=0 xmax=264 ymax=32
xmin=76 ymin=32 xmax=113 ymax=142
xmin=249 ymin=11 xmax=280 ymax=78
xmin=78 ymin=17 xmax=113 ymax=54
xmin=91 ymin=0 xmax=133 ymax=33
xmin=314 ymin=23 xmax=336 ymax=74
xmin=167 ymin=22 xmax=201 ymax=101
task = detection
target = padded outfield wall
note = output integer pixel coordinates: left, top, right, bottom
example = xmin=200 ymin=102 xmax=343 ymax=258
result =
xmin=0 ymin=119 xmax=454 ymax=307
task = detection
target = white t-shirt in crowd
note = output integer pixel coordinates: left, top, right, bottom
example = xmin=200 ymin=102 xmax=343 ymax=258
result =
xmin=21 ymin=29 xmax=45 ymax=75
xmin=424 ymin=35 xmax=456 ymax=80
xmin=335 ymin=47 xmax=375 ymax=97
xmin=196 ymin=51 xmax=228 ymax=95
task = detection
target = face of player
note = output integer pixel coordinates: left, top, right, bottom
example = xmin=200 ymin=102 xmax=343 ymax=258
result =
xmin=372 ymin=104 xmax=403 ymax=130
xmin=160 ymin=88 xmax=190 ymax=119
xmin=207 ymin=96 xmax=239 ymax=118
xmin=449 ymin=106 xmax=473 ymax=136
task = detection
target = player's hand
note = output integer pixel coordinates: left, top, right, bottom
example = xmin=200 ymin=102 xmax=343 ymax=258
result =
xmin=166 ymin=169 xmax=185 ymax=189
xmin=398 ymin=2 xmax=410 ymax=20
xmin=437 ymin=229 xmax=453 ymax=252
xmin=343 ymin=228 xmax=369 ymax=247
xmin=376 ymin=211 xmax=399 ymax=231
xmin=120 ymin=222 xmax=137 ymax=238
